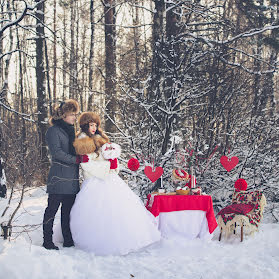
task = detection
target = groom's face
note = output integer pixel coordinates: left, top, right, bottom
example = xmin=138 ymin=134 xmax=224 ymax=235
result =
xmin=63 ymin=112 xmax=77 ymax=125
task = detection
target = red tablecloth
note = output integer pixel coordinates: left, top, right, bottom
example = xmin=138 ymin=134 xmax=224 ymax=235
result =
xmin=146 ymin=194 xmax=218 ymax=234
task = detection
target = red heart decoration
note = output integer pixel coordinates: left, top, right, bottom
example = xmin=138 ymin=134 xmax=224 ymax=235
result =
xmin=144 ymin=166 xmax=164 ymax=183
xmin=220 ymin=156 xmax=239 ymax=172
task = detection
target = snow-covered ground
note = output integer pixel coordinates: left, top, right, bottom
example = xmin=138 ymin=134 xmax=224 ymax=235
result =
xmin=0 ymin=187 xmax=278 ymax=279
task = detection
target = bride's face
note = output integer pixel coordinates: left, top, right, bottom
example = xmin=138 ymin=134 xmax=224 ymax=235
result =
xmin=88 ymin=122 xmax=97 ymax=135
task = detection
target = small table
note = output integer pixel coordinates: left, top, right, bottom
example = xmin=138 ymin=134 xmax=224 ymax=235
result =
xmin=146 ymin=194 xmax=218 ymax=240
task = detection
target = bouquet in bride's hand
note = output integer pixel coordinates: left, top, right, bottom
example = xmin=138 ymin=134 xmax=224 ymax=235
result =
xmin=101 ymin=143 xmax=121 ymax=159
xmin=101 ymin=143 xmax=121 ymax=170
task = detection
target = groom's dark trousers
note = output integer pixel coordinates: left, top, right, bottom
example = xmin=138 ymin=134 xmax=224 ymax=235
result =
xmin=43 ymin=194 xmax=76 ymax=244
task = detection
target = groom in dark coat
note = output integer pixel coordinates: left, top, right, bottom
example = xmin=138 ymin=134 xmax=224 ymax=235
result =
xmin=43 ymin=99 xmax=88 ymax=250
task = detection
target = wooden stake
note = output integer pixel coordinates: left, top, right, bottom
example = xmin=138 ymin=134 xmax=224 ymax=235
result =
xmin=219 ymin=228 xmax=222 ymax=241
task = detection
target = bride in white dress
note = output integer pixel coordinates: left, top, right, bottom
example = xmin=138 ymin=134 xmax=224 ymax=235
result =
xmin=59 ymin=112 xmax=160 ymax=255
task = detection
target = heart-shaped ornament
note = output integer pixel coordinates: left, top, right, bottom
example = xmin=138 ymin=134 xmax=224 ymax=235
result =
xmin=144 ymin=166 xmax=164 ymax=183
xmin=220 ymin=156 xmax=239 ymax=172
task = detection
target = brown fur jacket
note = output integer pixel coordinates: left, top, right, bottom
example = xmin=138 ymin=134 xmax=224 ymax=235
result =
xmin=73 ymin=133 xmax=109 ymax=155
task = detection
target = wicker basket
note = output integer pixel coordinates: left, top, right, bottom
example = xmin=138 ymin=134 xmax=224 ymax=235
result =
xmin=176 ymin=189 xmax=190 ymax=195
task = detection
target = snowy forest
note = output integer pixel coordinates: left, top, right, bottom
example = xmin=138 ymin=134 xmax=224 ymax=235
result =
xmin=0 ymin=0 xmax=279 ymax=278
xmin=0 ymin=0 xmax=279 ymax=247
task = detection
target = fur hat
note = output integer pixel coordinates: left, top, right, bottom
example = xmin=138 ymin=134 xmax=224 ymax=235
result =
xmin=49 ymin=99 xmax=79 ymax=125
xmin=78 ymin=112 xmax=101 ymax=127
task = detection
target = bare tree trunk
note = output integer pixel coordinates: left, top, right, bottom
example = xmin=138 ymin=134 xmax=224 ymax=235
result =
xmin=69 ymin=0 xmax=76 ymax=99
xmin=35 ymin=0 xmax=48 ymax=177
xmin=53 ymin=0 xmax=57 ymax=103
xmin=87 ymin=0 xmax=95 ymax=111
xmin=252 ymin=52 xmax=262 ymax=117
xmin=133 ymin=0 xmax=140 ymax=86
xmin=152 ymin=0 xmax=164 ymax=47
xmin=0 ymin=2 xmax=3 ymax=83
xmin=74 ymin=0 xmax=79 ymax=100
xmin=1 ymin=0 xmax=13 ymax=101
xmin=260 ymin=3 xmax=278 ymax=117
xmin=160 ymin=2 xmax=180 ymax=155
xmin=0 ymin=157 xmax=7 ymax=199
xmin=150 ymin=0 xmax=165 ymax=103
xmin=104 ymin=0 xmax=117 ymax=133
xmin=80 ymin=23 xmax=86 ymax=112
xmin=45 ymin=40 xmax=52 ymax=115
xmin=166 ymin=2 xmax=179 ymax=40
xmin=62 ymin=3 xmax=67 ymax=99
xmin=16 ymin=22 xmax=27 ymax=176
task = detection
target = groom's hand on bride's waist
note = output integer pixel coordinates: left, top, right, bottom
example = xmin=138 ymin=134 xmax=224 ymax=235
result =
xmin=109 ymin=158 xmax=118 ymax=169
xmin=76 ymin=155 xmax=89 ymax=164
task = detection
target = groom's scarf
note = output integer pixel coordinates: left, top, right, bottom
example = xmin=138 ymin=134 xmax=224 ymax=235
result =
xmin=53 ymin=119 xmax=76 ymax=156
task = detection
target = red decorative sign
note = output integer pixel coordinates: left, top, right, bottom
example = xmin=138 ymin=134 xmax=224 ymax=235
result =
xmin=144 ymin=166 xmax=164 ymax=183
xmin=220 ymin=156 xmax=239 ymax=172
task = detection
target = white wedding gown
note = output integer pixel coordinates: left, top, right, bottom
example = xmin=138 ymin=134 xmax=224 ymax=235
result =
xmin=54 ymin=145 xmax=160 ymax=255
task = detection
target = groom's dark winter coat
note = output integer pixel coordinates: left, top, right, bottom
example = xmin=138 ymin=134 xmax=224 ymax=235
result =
xmin=43 ymin=117 xmax=79 ymax=247
xmin=43 ymin=99 xmax=80 ymax=249
xmin=46 ymin=119 xmax=79 ymax=195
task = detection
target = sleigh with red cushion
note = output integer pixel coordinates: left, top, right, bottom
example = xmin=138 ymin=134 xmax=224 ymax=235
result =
xmin=217 ymin=190 xmax=266 ymax=242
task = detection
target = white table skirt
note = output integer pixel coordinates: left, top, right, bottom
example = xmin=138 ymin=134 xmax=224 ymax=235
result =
xmin=155 ymin=210 xmax=213 ymax=240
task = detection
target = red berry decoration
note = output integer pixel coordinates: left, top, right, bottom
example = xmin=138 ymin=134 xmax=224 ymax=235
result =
xmin=127 ymin=158 xmax=140 ymax=171
xmin=234 ymin=178 xmax=248 ymax=191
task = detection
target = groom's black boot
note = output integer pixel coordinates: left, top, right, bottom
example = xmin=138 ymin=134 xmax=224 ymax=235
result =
xmin=43 ymin=241 xmax=59 ymax=250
